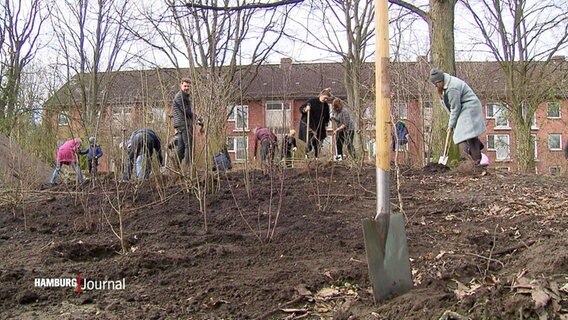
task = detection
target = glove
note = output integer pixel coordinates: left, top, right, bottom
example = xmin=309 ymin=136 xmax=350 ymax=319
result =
xmin=292 ymin=147 xmax=297 ymax=152
xmin=197 ymin=116 xmax=204 ymax=126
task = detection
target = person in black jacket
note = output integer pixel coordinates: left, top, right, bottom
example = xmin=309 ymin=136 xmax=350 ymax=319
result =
xmin=281 ymin=128 xmax=297 ymax=167
xmin=124 ymin=129 xmax=163 ymax=180
xmin=299 ymin=88 xmax=332 ymax=160
xmin=171 ymin=78 xmax=203 ymax=169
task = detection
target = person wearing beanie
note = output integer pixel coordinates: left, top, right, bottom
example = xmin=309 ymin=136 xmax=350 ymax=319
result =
xmin=429 ymin=68 xmax=486 ymax=164
xmin=49 ymin=137 xmax=84 ymax=186
xmin=79 ymin=136 xmax=103 ymax=177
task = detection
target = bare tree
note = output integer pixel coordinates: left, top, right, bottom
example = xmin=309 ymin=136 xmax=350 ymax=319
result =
xmin=0 ymin=0 xmax=48 ymax=135
xmin=461 ymin=0 xmax=568 ymax=172
xmin=389 ymin=0 xmax=460 ymax=165
xmin=47 ymin=0 xmax=136 ymax=137
xmin=282 ymin=0 xmax=376 ymax=158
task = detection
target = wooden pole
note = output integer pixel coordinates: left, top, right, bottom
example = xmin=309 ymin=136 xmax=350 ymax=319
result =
xmin=375 ymin=0 xmax=391 ymax=220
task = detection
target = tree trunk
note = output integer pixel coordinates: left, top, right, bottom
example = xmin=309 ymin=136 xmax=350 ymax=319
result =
xmin=429 ymin=0 xmax=459 ymax=165
xmin=429 ymin=0 xmax=456 ymax=75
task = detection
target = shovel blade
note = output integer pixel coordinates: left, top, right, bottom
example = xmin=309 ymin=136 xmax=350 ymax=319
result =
xmin=362 ymin=213 xmax=413 ymax=302
xmin=438 ymin=156 xmax=448 ymax=165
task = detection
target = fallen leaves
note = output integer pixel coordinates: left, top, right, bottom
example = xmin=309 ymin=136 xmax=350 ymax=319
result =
xmin=511 ymin=271 xmax=567 ymax=313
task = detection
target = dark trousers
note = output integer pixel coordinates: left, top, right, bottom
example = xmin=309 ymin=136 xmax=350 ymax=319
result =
xmin=458 ymin=137 xmax=482 ymax=163
xmin=175 ymin=127 xmax=193 ymax=168
xmin=87 ymin=158 xmax=98 ymax=175
xmin=336 ymin=130 xmax=355 ymax=157
xmin=306 ymin=135 xmax=321 ymax=158
xmin=260 ymin=140 xmax=276 ymax=163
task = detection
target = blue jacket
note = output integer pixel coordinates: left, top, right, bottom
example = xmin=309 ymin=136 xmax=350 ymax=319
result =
xmin=80 ymin=144 xmax=103 ymax=160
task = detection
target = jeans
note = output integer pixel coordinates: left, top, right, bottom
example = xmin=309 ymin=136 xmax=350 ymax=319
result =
xmin=336 ymin=129 xmax=355 ymax=157
xmin=135 ymin=155 xmax=151 ymax=179
xmin=175 ymin=127 xmax=193 ymax=168
xmin=50 ymin=162 xmax=84 ymax=184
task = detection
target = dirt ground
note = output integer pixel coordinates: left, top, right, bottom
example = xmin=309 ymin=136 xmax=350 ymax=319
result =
xmin=0 ymin=162 xmax=566 ymax=320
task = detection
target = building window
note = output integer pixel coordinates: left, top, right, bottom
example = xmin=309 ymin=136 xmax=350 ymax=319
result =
xmin=521 ymin=102 xmax=538 ymax=129
xmin=148 ymin=107 xmax=165 ymax=124
xmin=547 ymin=102 xmax=560 ymax=118
xmin=112 ymin=106 xmax=133 ymax=128
xmin=227 ymin=105 xmax=249 ymax=131
xmin=487 ymin=103 xmax=509 ymax=129
xmin=393 ymin=102 xmax=408 ymax=120
xmin=487 ymin=134 xmax=510 ymax=161
xmin=227 ymin=136 xmax=248 ymax=161
xmin=531 ymin=134 xmax=538 ymax=160
xmin=265 ymin=101 xmax=291 ymax=134
xmin=549 ymin=166 xmax=561 ymax=175
xmin=548 ymin=133 xmax=562 ymax=150
xmin=265 ymin=101 xmax=290 ymax=111
xmin=486 ymin=103 xmax=497 ymax=118
xmin=112 ymin=106 xmax=132 ymax=118
xmin=57 ymin=112 xmax=69 ymax=126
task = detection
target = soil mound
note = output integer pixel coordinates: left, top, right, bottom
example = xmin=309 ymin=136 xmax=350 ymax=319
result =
xmin=0 ymin=164 xmax=566 ymax=319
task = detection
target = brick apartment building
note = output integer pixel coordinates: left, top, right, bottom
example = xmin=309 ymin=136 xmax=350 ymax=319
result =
xmin=44 ymin=58 xmax=568 ymax=174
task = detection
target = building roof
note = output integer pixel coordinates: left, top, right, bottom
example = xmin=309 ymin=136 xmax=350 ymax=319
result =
xmin=45 ymin=57 xmax=567 ymax=108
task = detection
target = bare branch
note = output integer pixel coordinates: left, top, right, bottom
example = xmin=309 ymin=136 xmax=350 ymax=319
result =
xmin=180 ymin=0 xmax=304 ymax=11
xmin=388 ymin=0 xmax=429 ymax=22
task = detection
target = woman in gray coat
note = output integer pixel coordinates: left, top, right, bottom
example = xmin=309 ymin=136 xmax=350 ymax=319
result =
xmin=429 ymin=68 xmax=486 ymax=164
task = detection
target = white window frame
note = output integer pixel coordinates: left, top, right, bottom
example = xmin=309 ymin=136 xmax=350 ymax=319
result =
xmin=521 ymin=102 xmax=538 ymax=129
xmin=58 ymin=112 xmax=70 ymax=126
xmin=226 ymin=136 xmax=248 ymax=161
xmin=265 ymin=101 xmax=290 ymax=111
xmin=548 ymin=133 xmax=562 ymax=151
xmin=227 ymin=105 xmax=249 ymax=131
xmin=486 ymin=103 xmax=497 ymax=119
xmin=112 ymin=106 xmax=132 ymax=118
xmin=492 ymin=103 xmax=510 ymax=129
xmin=547 ymin=102 xmax=561 ymax=119
xmin=393 ymin=102 xmax=408 ymax=120
xmin=487 ymin=134 xmax=510 ymax=161
xmin=148 ymin=107 xmax=165 ymax=124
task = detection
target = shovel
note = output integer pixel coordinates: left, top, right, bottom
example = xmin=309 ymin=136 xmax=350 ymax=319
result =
xmin=362 ymin=0 xmax=412 ymax=303
xmin=438 ymin=129 xmax=452 ymax=166
xmin=305 ymin=106 xmax=311 ymax=159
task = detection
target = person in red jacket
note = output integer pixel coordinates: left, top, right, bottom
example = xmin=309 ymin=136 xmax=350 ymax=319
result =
xmin=253 ymin=127 xmax=278 ymax=174
xmin=49 ymin=138 xmax=84 ymax=186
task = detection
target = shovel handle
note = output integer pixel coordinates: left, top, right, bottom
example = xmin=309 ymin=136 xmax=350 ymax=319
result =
xmin=442 ymin=129 xmax=452 ymax=156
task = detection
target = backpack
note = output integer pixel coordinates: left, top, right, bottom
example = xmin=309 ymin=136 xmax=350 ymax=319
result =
xmin=213 ymin=148 xmax=232 ymax=171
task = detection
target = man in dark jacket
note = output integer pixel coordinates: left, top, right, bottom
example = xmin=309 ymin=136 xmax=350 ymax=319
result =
xmin=80 ymin=136 xmax=103 ymax=176
xmin=299 ymin=88 xmax=331 ymax=160
xmin=171 ymin=78 xmax=203 ymax=170
xmin=124 ymin=129 xmax=163 ymax=180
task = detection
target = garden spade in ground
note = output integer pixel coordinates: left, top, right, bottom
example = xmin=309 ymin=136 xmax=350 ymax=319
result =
xmin=362 ymin=0 xmax=412 ymax=303
xmin=438 ymin=129 xmax=452 ymax=166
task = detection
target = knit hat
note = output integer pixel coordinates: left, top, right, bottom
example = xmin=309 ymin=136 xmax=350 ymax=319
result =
xmin=429 ymin=68 xmax=444 ymax=84
xmin=89 ymin=136 xmax=95 ymax=144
